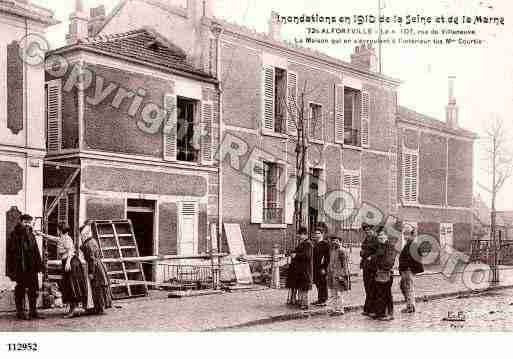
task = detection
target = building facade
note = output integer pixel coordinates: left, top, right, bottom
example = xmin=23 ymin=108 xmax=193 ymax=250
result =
xmin=43 ymin=4 xmax=220 ymax=284
xmin=0 ymin=0 xmax=57 ymax=307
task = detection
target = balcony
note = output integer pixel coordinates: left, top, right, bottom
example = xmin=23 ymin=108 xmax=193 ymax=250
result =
xmin=263 ymin=205 xmax=284 ymax=224
xmin=344 ymin=128 xmax=359 ymax=147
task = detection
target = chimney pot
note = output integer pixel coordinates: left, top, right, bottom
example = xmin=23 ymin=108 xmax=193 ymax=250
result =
xmin=268 ymin=10 xmax=281 ymax=40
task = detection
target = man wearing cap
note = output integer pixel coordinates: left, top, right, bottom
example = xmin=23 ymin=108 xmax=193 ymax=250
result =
xmin=6 ymin=214 xmax=45 ymax=320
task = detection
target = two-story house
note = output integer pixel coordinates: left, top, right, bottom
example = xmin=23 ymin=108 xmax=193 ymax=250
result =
xmin=73 ymin=0 xmax=476 ymax=258
xmin=43 ymin=1 xmax=220 ymax=287
xmin=0 ymin=0 xmax=57 ymax=309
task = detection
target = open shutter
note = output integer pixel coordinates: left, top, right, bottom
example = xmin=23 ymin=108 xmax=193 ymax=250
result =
xmin=361 ymin=91 xmax=370 ymax=148
xmin=335 ymin=85 xmax=345 ymax=144
xmin=163 ymin=93 xmax=177 ymax=161
xmin=251 ymin=160 xmax=264 ymax=224
xmin=46 ymin=80 xmax=62 ymax=152
xmin=201 ymin=101 xmax=213 ymax=164
xmin=285 ymin=164 xmax=296 ymax=225
xmin=263 ymin=66 xmax=275 ymax=132
xmin=287 ymin=71 xmax=298 ymax=134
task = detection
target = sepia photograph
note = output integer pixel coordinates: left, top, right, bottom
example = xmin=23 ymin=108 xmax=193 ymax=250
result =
xmin=0 ymin=0 xmax=512 ymax=352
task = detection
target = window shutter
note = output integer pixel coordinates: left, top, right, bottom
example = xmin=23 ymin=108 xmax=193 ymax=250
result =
xmin=58 ymin=195 xmax=68 ymax=225
xmin=251 ymin=160 xmax=264 ymax=223
xmin=163 ymin=93 xmax=177 ymax=161
xmin=402 ymin=152 xmax=418 ymax=203
xmin=285 ymin=164 xmax=296 ymax=225
xmin=343 ymin=171 xmax=361 ymax=228
xmin=287 ymin=71 xmax=298 ymax=134
xmin=263 ymin=66 xmax=275 ymax=132
xmin=361 ymin=90 xmax=370 ymax=147
xmin=335 ymin=85 xmax=344 ymax=144
xmin=46 ymin=80 xmax=62 ymax=153
xmin=201 ymin=101 xmax=213 ymax=164
xmin=179 ymin=202 xmax=198 ymax=256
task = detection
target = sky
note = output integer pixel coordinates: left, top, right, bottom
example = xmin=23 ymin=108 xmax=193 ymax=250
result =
xmin=33 ymin=0 xmax=513 ymax=210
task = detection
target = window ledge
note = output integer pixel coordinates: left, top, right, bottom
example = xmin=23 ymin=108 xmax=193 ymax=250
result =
xmin=402 ymin=202 xmax=420 ymax=208
xmin=309 ymin=138 xmax=324 ymax=145
xmin=262 ymin=130 xmax=288 ymax=139
xmin=260 ymin=223 xmax=288 ymax=229
xmin=343 ymin=145 xmax=362 ymax=151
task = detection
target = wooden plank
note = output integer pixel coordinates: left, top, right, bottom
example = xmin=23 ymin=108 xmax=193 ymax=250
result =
xmin=224 ymin=223 xmax=247 ymax=255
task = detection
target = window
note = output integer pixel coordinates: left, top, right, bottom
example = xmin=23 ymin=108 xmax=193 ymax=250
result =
xmin=263 ymin=162 xmax=284 ymax=223
xmin=263 ymin=66 xmax=295 ymax=135
xmin=176 ymin=97 xmax=200 ymax=163
xmin=402 ymin=150 xmax=419 ymax=204
xmin=344 ymin=88 xmax=360 ymax=146
xmin=309 ymin=103 xmax=323 ymax=141
xmin=440 ymin=223 xmax=454 ymax=253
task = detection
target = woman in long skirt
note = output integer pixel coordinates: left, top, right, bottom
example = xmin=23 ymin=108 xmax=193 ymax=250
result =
xmin=327 ymin=236 xmax=352 ymax=316
xmin=57 ymin=223 xmax=87 ymax=318
xmin=80 ymin=222 xmax=112 ymax=314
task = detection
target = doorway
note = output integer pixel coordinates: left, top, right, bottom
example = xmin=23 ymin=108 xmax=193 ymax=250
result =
xmin=127 ymin=199 xmax=155 ymax=282
xmin=308 ymin=168 xmax=322 ymax=236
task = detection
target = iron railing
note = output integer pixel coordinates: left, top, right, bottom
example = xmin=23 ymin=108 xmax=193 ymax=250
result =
xmin=158 ymin=263 xmax=214 ymax=290
xmin=344 ymin=128 xmax=359 ymax=146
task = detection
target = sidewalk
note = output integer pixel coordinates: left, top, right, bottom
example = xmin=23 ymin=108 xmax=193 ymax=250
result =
xmin=2 ymin=267 xmax=513 ymax=331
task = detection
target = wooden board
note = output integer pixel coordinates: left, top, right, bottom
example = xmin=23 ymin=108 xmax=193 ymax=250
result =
xmin=223 ymin=223 xmax=253 ymax=284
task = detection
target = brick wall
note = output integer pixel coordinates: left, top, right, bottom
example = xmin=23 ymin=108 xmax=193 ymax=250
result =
xmin=448 ymin=138 xmax=473 ymax=208
xmin=419 ymin=133 xmax=447 ymax=206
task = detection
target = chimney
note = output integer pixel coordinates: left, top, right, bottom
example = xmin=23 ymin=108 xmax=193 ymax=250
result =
xmin=88 ymin=5 xmax=106 ymax=37
xmin=187 ymin=0 xmax=215 ymax=23
xmin=268 ymin=11 xmax=281 ymax=40
xmin=350 ymin=44 xmax=378 ymax=72
xmin=66 ymin=0 xmax=89 ymax=44
xmin=446 ymin=76 xmax=459 ymax=128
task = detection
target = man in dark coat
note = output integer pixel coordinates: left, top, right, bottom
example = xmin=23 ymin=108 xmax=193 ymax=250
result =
xmin=293 ymin=227 xmax=313 ymax=310
xmin=6 ymin=214 xmax=44 ymax=320
xmin=360 ymin=223 xmax=378 ymax=316
xmin=312 ymin=224 xmax=330 ymax=306
xmin=399 ymin=224 xmax=424 ymax=313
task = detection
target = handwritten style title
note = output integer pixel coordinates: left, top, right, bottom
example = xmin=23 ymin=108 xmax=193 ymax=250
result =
xmin=277 ymin=14 xmax=505 ymax=26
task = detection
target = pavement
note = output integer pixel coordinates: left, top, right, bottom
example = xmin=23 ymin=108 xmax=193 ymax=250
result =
xmin=2 ymin=266 xmax=513 ymax=331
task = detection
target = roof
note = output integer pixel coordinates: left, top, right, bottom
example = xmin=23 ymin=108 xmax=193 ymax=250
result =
xmin=50 ymin=27 xmax=216 ymax=81
xmin=95 ymin=0 xmax=401 ymax=86
xmin=398 ymin=106 xmax=478 ymax=139
xmin=0 ymin=0 xmax=59 ymax=25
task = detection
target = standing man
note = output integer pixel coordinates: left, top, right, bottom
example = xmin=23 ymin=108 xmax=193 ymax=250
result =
xmin=6 ymin=214 xmax=45 ymax=320
xmin=360 ymin=223 xmax=378 ymax=317
xmin=312 ymin=224 xmax=330 ymax=307
xmin=399 ymin=225 xmax=424 ymax=313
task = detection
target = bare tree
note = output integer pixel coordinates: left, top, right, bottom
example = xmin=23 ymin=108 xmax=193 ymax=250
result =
xmin=479 ymin=115 xmax=513 ymax=283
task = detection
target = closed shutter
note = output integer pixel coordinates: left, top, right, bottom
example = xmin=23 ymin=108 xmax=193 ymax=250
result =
xmin=440 ymin=223 xmax=454 ymax=253
xmin=263 ymin=66 xmax=275 ymax=132
xmin=361 ymin=90 xmax=370 ymax=147
xmin=46 ymin=80 xmax=62 ymax=152
xmin=250 ymin=160 xmax=264 ymax=223
xmin=58 ymin=195 xmax=68 ymax=225
xmin=285 ymin=164 xmax=296 ymax=225
xmin=201 ymin=101 xmax=213 ymax=164
xmin=335 ymin=85 xmax=345 ymax=144
xmin=179 ymin=202 xmax=198 ymax=256
xmin=343 ymin=171 xmax=361 ymax=228
xmin=402 ymin=151 xmax=419 ymax=203
xmin=389 ymin=151 xmax=398 ymax=213
xmin=287 ymin=71 xmax=298 ymax=134
xmin=163 ymin=93 xmax=177 ymax=161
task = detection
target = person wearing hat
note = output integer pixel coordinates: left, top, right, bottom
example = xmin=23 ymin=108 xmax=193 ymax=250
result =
xmin=360 ymin=223 xmax=378 ymax=317
xmin=312 ymin=223 xmax=330 ymax=306
xmin=6 ymin=214 xmax=45 ymax=320
xmin=327 ymin=236 xmax=352 ymax=316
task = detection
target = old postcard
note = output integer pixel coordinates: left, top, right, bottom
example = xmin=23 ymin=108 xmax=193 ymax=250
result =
xmin=0 ymin=0 xmax=512 ymax=355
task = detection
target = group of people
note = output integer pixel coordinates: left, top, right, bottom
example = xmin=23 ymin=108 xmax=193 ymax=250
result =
xmin=360 ymin=223 xmax=424 ymax=321
xmin=286 ymin=222 xmax=424 ymax=321
xmin=6 ymin=215 xmax=112 ymax=320
xmin=286 ymin=223 xmax=352 ymax=316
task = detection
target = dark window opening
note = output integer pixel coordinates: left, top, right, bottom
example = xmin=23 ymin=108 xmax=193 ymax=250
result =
xmin=263 ymin=162 xmax=283 ymax=223
xmin=274 ymin=68 xmax=287 ymax=133
xmin=177 ymin=97 xmax=199 ymax=163
xmin=344 ymin=88 xmax=360 ymax=146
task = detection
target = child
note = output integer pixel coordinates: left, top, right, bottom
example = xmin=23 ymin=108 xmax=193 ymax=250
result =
xmin=327 ymin=236 xmax=351 ymax=316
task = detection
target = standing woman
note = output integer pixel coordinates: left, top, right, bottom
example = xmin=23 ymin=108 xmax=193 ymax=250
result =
xmin=285 ymin=235 xmax=299 ymax=306
xmin=293 ymin=227 xmax=313 ymax=310
xmin=80 ymin=222 xmax=112 ymax=315
xmin=57 ymin=223 xmax=87 ymax=318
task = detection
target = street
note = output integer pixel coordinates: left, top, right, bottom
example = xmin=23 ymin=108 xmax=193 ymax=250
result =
xmin=237 ymin=288 xmax=513 ymax=331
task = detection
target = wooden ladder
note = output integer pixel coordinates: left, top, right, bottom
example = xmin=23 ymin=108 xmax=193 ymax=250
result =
xmin=91 ymin=220 xmax=148 ymax=299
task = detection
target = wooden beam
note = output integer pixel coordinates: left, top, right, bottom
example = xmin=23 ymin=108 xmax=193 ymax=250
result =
xmin=43 ymin=159 xmax=81 ymax=169
xmin=44 ymin=168 xmax=80 ymax=219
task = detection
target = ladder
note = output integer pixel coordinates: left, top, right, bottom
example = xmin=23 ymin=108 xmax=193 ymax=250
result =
xmin=91 ymin=220 xmax=148 ymax=299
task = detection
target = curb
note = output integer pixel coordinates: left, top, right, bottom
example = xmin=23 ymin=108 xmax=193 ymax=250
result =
xmin=209 ymin=284 xmax=513 ymax=331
